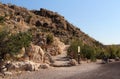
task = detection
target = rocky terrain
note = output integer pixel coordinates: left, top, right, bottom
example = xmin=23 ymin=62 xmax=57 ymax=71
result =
xmin=0 ymin=2 xmax=120 ymax=79
xmin=0 ymin=3 xmax=103 ymax=47
xmin=0 ymin=2 xmax=106 ymax=77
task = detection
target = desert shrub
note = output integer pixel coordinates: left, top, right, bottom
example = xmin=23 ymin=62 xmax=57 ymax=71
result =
xmin=116 ymin=50 xmax=120 ymax=58
xmin=0 ymin=30 xmax=32 ymax=60
xmin=106 ymin=45 xmax=120 ymax=59
xmin=67 ymin=40 xmax=83 ymax=60
xmin=95 ymin=47 xmax=108 ymax=59
xmin=0 ymin=16 xmax=5 ymax=23
xmin=46 ymin=33 xmax=53 ymax=45
xmin=82 ymin=45 xmax=97 ymax=61
xmin=25 ymin=15 xmax=32 ymax=23
xmin=67 ymin=40 xmax=120 ymax=61
xmin=67 ymin=40 xmax=97 ymax=61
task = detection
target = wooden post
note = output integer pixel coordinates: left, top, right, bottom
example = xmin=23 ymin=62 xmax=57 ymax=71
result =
xmin=78 ymin=46 xmax=80 ymax=64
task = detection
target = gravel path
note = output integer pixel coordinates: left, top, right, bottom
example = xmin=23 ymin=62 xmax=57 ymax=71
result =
xmin=68 ymin=61 xmax=120 ymax=79
xmin=2 ymin=61 xmax=120 ymax=79
xmin=3 ymin=62 xmax=100 ymax=79
xmin=1 ymin=44 xmax=120 ymax=79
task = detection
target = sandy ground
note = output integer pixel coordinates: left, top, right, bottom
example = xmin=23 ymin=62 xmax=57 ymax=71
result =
xmin=2 ymin=61 xmax=120 ymax=79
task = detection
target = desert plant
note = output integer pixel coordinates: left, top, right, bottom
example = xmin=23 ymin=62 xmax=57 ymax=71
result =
xmin=0 ymin=16 xmax=5 ymax=23
xmin=67 ymin=40 xmax=98 ymax=61
xmin=0 ymin=30 xmax=32 ymax=60
xmin=67 ymin=40 xmax=83 ymax=59
xmin=46 ymin=33 xmax=53 ymax=45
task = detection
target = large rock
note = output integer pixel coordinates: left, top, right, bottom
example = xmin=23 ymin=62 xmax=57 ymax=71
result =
xmin=40 ymin=63 xmax=50 ymax=69
xmin=3 ymin=71 xmax=12 ymax=76
xmin=24 ymin=61 xmax=40 ymax=71
xmin=115 ymin=57 xmax=120 ymax=61
xmin=46 ymin=37 xmax=65 ymax=56
xmin=26 ymin=43 xmax=45 ymax=63
xmin=68 ymin=59 xmax=78 ymax=66
xmin=6 ymin=61 xmax=40 ymax=71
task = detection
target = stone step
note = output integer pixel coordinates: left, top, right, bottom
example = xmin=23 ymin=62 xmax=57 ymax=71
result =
xmin=50 ymin=63 xmax=71 ymax=67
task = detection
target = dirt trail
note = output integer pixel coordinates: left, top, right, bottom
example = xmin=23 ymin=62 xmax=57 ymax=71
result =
xmin=1 ymin=62 xmax=120 ymax=79
xmin=2 ymin=61 xmax=120 ymax=79
xmin=5 ymin=62 xmax=101 ymax=79
xmin=1 ymin=44 xmax=120 ymax=79
xmin=51 ymin=45 xmax=70 ymax=67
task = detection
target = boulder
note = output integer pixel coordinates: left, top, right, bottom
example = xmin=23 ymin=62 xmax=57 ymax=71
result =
xmin=25 ymin=61 xmax=40 ymax=71
xmin=115 ymin=57 xmax=120 ymax=61
xmin=6 ymin=61 xmax=40 ymax=71
xmin=40 ymin=63 xmax=50 ymax=69
xmin=35 ymin=20 xmax=42 ymax=26
xmin=109 ymin=59 xmax=114 ymax=62
xmin=68 ymin=59 xmax=78 ymax=66
xmin=26 ymin=43 xmax=45 ymax=63
xmin=3 ymin=71 xmax=12 ymax=76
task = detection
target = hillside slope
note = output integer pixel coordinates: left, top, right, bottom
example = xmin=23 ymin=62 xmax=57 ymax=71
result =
xmin=0 ymin=3 xmax=103 ymax=49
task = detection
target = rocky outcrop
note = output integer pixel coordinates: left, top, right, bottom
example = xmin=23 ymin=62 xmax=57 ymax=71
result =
xmin=1 ymin=60 xmax=51 ymax=73
xmin=32 ymin=8 xmax=67 ymax=30
xmin=3 ymin=61 xmax=48 ymax=72
xmin=31 ymin=8 xmax=102 ymax=47
xmin=25 ymin=43 xmax=45 ymax=63
xmin=46 ymin=37 xmax=65 ymax=56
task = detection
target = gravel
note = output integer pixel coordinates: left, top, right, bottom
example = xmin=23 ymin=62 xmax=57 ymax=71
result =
xmin=2 ymin=61 xmax=120 ymax=79
xmin=2 ymin=62 xmax=101 ymax=79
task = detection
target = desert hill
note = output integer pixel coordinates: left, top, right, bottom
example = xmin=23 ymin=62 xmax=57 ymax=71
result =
xmin=0 ymin=3 xmax=103 ymax=48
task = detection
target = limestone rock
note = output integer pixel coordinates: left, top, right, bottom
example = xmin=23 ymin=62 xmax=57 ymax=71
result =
xmin=109 ymin=59 xmax=115 ymax=62
xmin=6 ymin=61 xmax=40 ymax=71
xmin=3 ymin=71 xmax=12 ymax=76
xmin=68 ymin=59 xmax=78 ymax=66
xmin=40 ymin=63 xmax=50 ymax=69
xmin=115 ymin=57 xmax=120 ymax=61
xmin=26 ymin=44 xmax=45 ymax=63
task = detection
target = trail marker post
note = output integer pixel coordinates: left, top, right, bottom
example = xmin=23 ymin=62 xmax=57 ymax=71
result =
xmin=78 ymin=46 xmax=80 ymax=64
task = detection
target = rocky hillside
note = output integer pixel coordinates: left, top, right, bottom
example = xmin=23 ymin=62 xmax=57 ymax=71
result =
xmin=32 ymin=8 xmax=103 ymax=47
xmin=0 ymin=3 xmax=104 ymax=48
xmin=0 ymin=3 xmax=105 ymax=56
xmin=0 ymin=2 xmax=107 ymax=74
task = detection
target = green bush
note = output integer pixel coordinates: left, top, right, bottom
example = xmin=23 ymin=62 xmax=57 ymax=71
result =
xmin=0 ymin=16 xmax=5 ymax=23
xmin=0 ymin=30 xmax=32 ymax=60
xmin=106 ymin=45 xmax=120 ymax=59
xmin=67 ymin=40 xmax=97 ymax=61
xmin=46 ymin=33 xmax=53 ymax=45
xmin=67 ymin=40 xmax=83 ymax=60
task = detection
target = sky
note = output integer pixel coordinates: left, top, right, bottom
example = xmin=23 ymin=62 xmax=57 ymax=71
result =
xmin=1 ymin=0 xmax=120 ymax=45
